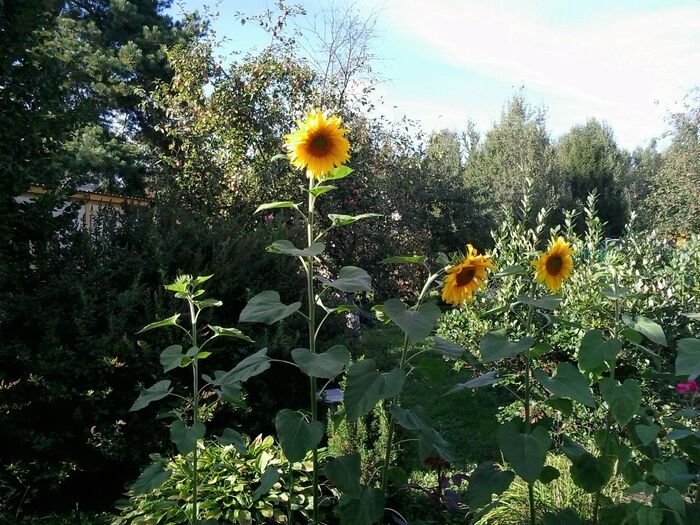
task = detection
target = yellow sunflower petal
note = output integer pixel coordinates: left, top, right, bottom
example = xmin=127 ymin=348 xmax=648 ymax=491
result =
xmin=284 ymin=110 xmax=350 ymax=178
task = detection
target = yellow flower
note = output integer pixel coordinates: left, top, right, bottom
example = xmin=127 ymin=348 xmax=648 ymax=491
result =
xmin=442 ymin=244 xmax=495 ymax=306
xmin=531 ymin=237 xmax=574 ymax=292
xmin=284 ymin=110 xmax=350 ymax=178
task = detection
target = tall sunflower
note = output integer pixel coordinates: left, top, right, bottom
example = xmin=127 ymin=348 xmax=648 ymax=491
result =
xmin=442 ymin=244 xmax=495 ymax=306
xmin=531 ymin=237 xmax=574 ymax=292
xmin=284 ymin=110 xmax=350 ymax=178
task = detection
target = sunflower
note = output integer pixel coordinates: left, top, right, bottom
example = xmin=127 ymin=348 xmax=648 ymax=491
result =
xmin=284 ymin=110 xmax=350 ymax=178
xmin=531 ymin=237 xmax=574 ymax=292
xmin=442 ymin=244 xmax=495 ymax=306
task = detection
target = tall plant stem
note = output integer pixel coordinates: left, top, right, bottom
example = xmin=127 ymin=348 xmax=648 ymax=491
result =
xmin=188 ymin=299 xmax=199 ymax=525
xmin=381 ymin=271 xmax=440 ymax=493
xmin=523 ymin=283 xmax=536 ymax=525
xmin=306 ymin=176 xmax=319 ymax=525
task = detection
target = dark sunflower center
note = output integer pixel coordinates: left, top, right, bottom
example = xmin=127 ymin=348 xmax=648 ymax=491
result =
xmin=456 ymin=266 xmax=476 ymax=287
xmin=546 ymin=255 xmax=563 ymax=275
xmin=308 ymin=133 xmax=332 ymax=156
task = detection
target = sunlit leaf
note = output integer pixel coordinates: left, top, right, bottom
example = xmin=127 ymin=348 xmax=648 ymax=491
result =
xmin=138 ymin=314 xmax=180 ymax=334
xmin=383 ymin=299 xmax=440 ymax=342
xmin=318 ymin=266 xmax=372 ymax=292
xmin=130 ymin=380 xmax=172 ymax=411
xmin=380 ymin=255 xmax=428 ymax=264
xmin=254 ymin=201 xmax=297 ymax=214
xmin=169 ymin=420 xmax=205 ymax=454
xmin=328 ymin=213 xmax=382 ymax=227
xmin=239 ymin=291 xmax=301 ymax=325
xmin=292 ymin=345 xmax=350 ymax=379
xmin=267 ymin=240 xmax=325 ymax=257
xmin=480 ymin=330 xmax=535 ymax=363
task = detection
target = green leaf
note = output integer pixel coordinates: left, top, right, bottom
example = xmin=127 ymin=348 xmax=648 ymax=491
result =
xmin=130 ymin=380 xmax=172 ymax=411
xmin=497 ymin=421 xmax=550 ymax=483
xmin=383 ymin=299 xmax=441 ymax=343
xmin=328 ymin=213 xmax=382 ymax=227
xmin=517 ymin=294 xmax=561 ymax=310
xmin=306 ymin=184 xmax=337 ymax=197
xmin=291 ymin=345 xmax=350 ymax=379
xmin=160 ymin=345 xmax=183 ymax=373
xmin=570 ymin=452 xmax=615 ymax=493
xmin=534 ymin=363 xmax=596 ymax=407
xmin=601 ymin=284 xmax=630 ymax=299
xmin=252 ymin=466 xmax=280 ymax=501
xmin=544 ymin=508 xmax=584 ymax=525
xmin=635 ymin=505 xmax=663 ymax=525
xmin=138 ymin=314 xmax=180 ymax=334
xmin=170 ymin=420 xmax=205 ymax=454
xmin=217 ymin=348 xmax=270 ymax=384
xmin=653 ymin=459 xmax=693 ymax=492
xmin=321 ymin=165 xmax=353 ymax=181
xmin=450 ymin=370 xmax=501 ymax=392
xmin=659 ymin=487 xmax=686 ymax=514
xmin=345 ymin=360 xmax=405 ymax=420
xmin=275 ymin=409 xmax=324 ymax=462
xmin=191 ymin=275 xmax=213 ymax=286
xmin=676 ymin=338 xmax=700 ymax=378
xmin=465 ymin=462 xmax=515 ymax=508
xmin=133 ymin=458 xmax=171 ymax=494
xmin=319 ymin=266 xmax=372 ymax=292
xmin=389 ymin=406 xmax=455 ymax=461
xmin=599 ymin=378 xmax=642 ymax=427
xmin=254 ymin=201 xmax=298 ymax=214
xmin=218 ymin=428 xmax=247 ymax=453
xmin=578 ymin=330 xmax=621 ymax=374
xmin=530 ymin=342 xmax=551 ymax=358
xmin=635 ymin=424 xmax=660 ymax=446
xmin=436 ymin=252 xmax=450 ymax=267
xmin=539 ymin=466 xmax=561 ymax=484
xmin=267 ymin=240 xmax=325 ymax=257
xmin=337 ymin=486 xmax=385 ymax=525
xmin=239 ymin=291 xmax=301 ymax=325
xmin=325 ymin=453 xmax=362 ymax=496
xmin=479 ymin=330 xmax=535 ymax=363
xmin=433 ymin=336 xmax=470 ymax=360
xmin=207 ymin=325 xmax=253 ymax=342
xmin=381 ymin=255 xmax=428 ymax=264
xmin=494 ymin=264 xmax=526 ymax=277
xmin=622 ymin=314 xmax=667 ymax=347
xmin=682 ymin=312 xmax=700 ymax=320
xmin=194 ymin=298 xmax=222 ymax=309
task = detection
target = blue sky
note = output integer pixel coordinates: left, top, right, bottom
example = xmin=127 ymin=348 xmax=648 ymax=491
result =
xmin=167 ymin=0 xmax=700 ymax=150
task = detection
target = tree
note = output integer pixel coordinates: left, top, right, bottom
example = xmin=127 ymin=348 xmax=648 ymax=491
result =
xmin=554 ymin=119 xmax=629 ymax=237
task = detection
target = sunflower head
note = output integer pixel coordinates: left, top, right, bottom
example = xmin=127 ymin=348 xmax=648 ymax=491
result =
xmin=284 ymin=110 xmax=350 ymax=179
xmin=531 ymin=237 xmax=574 ymax=292
xmin=442 ymin=244 xmax=496 ymax=306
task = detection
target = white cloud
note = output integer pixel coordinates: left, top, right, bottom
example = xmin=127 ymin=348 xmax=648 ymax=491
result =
xmin=372 ymin=0 xmax=700 ymax=148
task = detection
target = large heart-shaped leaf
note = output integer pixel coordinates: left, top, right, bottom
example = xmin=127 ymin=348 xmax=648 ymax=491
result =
xmin=497 ymin=421 xmax=550 ymax=483
xmin=570 ymin=452 xmax=615 ymax=493
xmin=465 ymin=462 xmax=515 ymax=508
xmin=433 ymin=336 xmax=472 ymax=361
xmin=383 ymin=299 xmax=441 ymax=342
xmin=635 ymin=424 xmax=660 ymax=446
xmin=653 ymin=459 xmax=693 ymax=492
xmin=239 ymin=291 xmax=301 ymax=325
xmin=218 ymin=428 xmax=247 ymax=454
xmin=160 ymin=345 xmax=184 ymax=373
xmin=578 ymin=330 xmax=621 ymax=374
xmin=217 ymin=348 xmax=270 ymax=384
xmin=676 ymin=338 xmax=700 ymax=378
xmin=389 ymin=406 xmax=455 ymax=461
xmin=275 ymin=409 xmax=324 ymax=462
xmin=622 ymin=314 xmax=667 ymax=347
xmin=480 ymin=330 xmax=535 ymax=363
xmin=267 ymin=240 xmax=325 ymax=257
xmin=534 ymin=363 xmax=596 ymax=407
xmin=328 ymin=213 xmax=382 ymax=227
xmin=130 ymin=380 xmax=172 ymax=411
xmin=599 ymin=378 xmax=642 ymax=427
xmin=252 ymin=466 xmax=280 ymax=501
xmin=170 ymin=420 xmax=206 ymax=454
xmin=337 ymin=486 xmax=385 ymax=525
xmin=291 ymin=345 xmax=350 ymax=379
xmin=133 ymin=457 xmax=171 ymax=494
xmin=344 ymin=359 xmax=405 ymax=420
xmin=325 ymin=453 xmax=362 ymax=496
xmin=318 ymin=266 xmax=372 ymax=292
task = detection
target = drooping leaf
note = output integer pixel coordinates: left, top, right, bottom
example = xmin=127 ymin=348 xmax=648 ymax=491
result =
xmin=569 ymin=452 xmax=615 ymax=493
xmin=325 ymin=453 xmax=362 ymax=496
xmin=328 ymin=212 xmax=382 ymax=227
xmin=497 ymin=421 xmax=550 ymax=483
xmin=130 ymin=380 xmax=172 ymax=411
xmin=344 ymin=360 xmax=405 ymax=420
xmin=433 ymin=336 xmax=470 ymax=361
xmin=465 ymin=462 xmax=515 ymax=508
xmin=160 ymin=345 xmax=183 ymax=373
xmin=599 ymin=378 xmax=642 ymax=427
xmin=252 ymin=466 xmax=280 ymax=501
xmin=254 ymin=201 xmax=298 ymax=214
xmin=267 ymin=240 xmax=325 ymax=257
xmin=578 ymin=330 xmax=621 ymax=374
xmin=218 ymin=428 xmax=247 ymax=454
xmin=169 ymin=420 xmax=205 ymax=454
xmin=675 ymin=338 xmax=700 ymax=378
xmin=275 ymin=409 xmax=324 ymax=462
xmin=208 ymin=325 xmax=253 ymax=342
xmin=133 ymin=457 xmax=171 ymax=494
xmin=480 ymin=330 xmax=535 ymax=363
xmin=389 ymin=406 xmax=455 ymax=461
xmin=381 ymin=255 xmax=428 ymax=264
xmin=516 ymin=295 xmax=561 ymax=310
xmin=383 ymin=299 xmax=441 ymax=343
xmin=291 ymin=345 xmax=350 ymax=379
xmin=659 ymin=487 xmax=686 ymax=514
xmin=318 ymin=266 xmax=372 ymax=292
xmin=653 ymin=459 xmax=693 ymax=492
xmin=622 ymin=314 xmax=667 ymax=347
xmin=217 ymin=348 xmax=270 ymax=384
xmin=534 ymin=363 xmax=596 ymax=407
xmin=138 ymin=314 xmax=180 ymax=333
xmin=450 ymin=370 xmax=501 ymax=392
xmin=337 ymin=486 xmax=384 ymax=525
xmin=239 ymin=291 xmax=301 ymax=325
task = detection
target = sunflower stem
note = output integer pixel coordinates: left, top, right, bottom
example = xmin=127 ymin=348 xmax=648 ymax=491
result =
xmin=523 ymin=282 xmax=536 ymax=525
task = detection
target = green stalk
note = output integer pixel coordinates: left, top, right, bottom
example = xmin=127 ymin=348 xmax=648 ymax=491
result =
xmin=306 ymin=176 xmax=319 ymax=525
xmin=288 ymin=460 xmax=295 ymax=525
xmin=188 ymin=298 xmax=199 ymax=525
xmin=523 ymin=295 xmax=536 ymax=525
